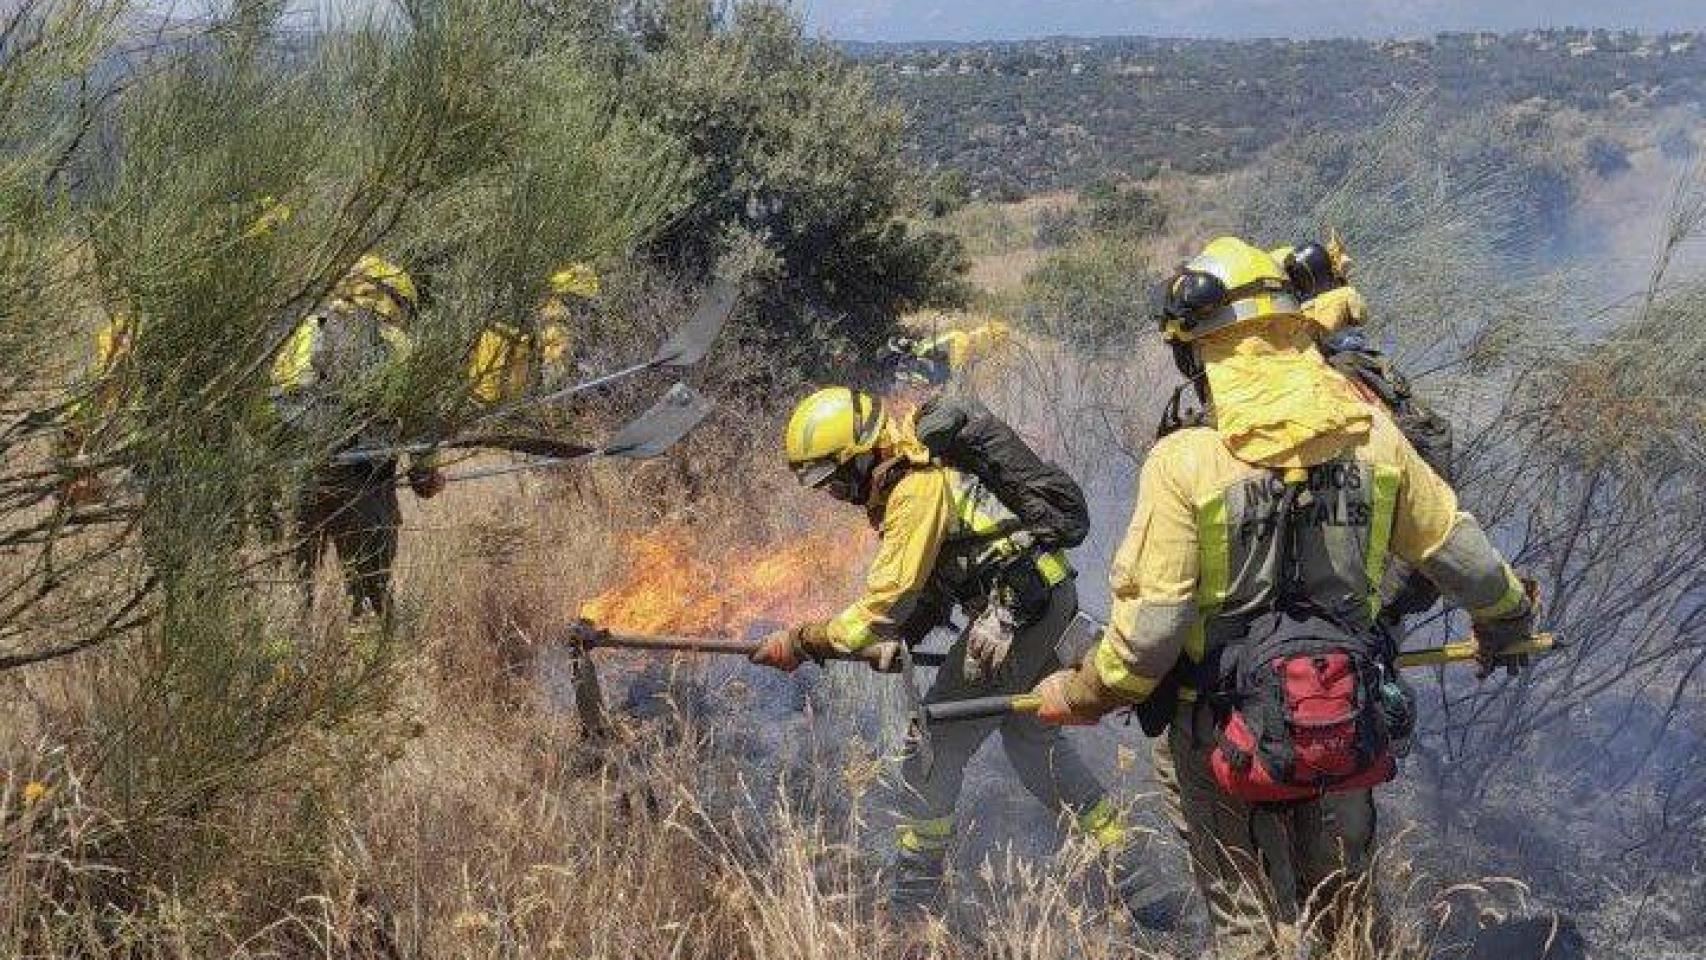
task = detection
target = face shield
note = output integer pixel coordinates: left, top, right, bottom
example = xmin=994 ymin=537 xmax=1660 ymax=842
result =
xmin=794 ymin=452 xmax=876 ymax=505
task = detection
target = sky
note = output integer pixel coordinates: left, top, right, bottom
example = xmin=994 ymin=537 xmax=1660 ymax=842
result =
xmin=801 ymin=0 xmax=1706 ymax=43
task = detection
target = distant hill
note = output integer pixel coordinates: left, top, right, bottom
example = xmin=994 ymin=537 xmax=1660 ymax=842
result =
xmin=855 ymin=29 xmax=1706 ymax=193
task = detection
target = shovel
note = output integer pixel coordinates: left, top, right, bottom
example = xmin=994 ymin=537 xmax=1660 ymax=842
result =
xmin=438 ymin=382 xmax=713 ymax=484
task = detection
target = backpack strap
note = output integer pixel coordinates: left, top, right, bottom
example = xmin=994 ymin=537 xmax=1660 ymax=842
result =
xmin=1157 ymin=382 xmax=1212 ymax=438
xmin=1328 ymin=349 xmax=1412 ymax=413
xmin=864 ymin=455 xmax=919 ymax=528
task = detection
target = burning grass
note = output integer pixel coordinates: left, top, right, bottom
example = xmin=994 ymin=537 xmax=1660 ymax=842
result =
xmin=579 ymin=521 xmax=872 ymax=638
xmin=3 ymin=454 xmax=1611 ymax=959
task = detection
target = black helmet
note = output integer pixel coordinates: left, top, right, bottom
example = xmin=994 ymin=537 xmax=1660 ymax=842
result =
xmin=1282 ymin=242 xmax=1342 ymax=299
xmin=1157 ymin=237 xmax=1298 ymax=344
xmin=1157 ymin=269 xmax=1229 ymax=340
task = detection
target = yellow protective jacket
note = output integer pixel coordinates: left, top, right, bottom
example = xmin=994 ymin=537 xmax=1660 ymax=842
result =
xmin=270 ymin=305 xmax=411 ymax=394
xmin=1302 ymin=285 xmax=1369 ymax=337
xmin=467 ymin=319 xmax=570 ymax=406
xmin=821 ymin=434 xmax=1072 ymax=653
xmin=1065 ymin=319 xmax=1528 ymax=708
xmin=919 ymin=320 xmax=1011 ymax=373
xmin=62 ymin=313 xmax=140 ymax=457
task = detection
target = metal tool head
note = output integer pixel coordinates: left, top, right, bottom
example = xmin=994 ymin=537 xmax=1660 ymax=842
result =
xmin=600 ymin=382 xmax=714 ymax=459
xmin=898 ymin=643 xmax=935 ymax=775
xmin=561 ymin=617 xmax=608 ymax=650
xmin=652 ymin=276 xmax=738 ymax=368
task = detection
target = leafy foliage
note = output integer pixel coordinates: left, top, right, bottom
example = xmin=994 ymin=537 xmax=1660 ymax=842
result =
xmin=562 ymin=0 xmax=970 ymax=375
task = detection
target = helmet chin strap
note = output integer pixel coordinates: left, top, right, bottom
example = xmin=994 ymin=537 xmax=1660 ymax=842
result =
xmin=1170 ymin=341 xmax=1211 ymax=406
xmin=825 ymin=450 xmax=879 ymax=504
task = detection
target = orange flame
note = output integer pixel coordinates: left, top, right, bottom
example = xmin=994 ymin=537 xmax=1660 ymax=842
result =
xmin=581 ymin=520 xmax=873 ymax=638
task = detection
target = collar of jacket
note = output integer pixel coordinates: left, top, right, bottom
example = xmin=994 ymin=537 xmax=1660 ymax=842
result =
xmin=1198 ymin=314 xmax=1371 ymax=469
xmin=861 ymin=427 xmax=932 ymax=527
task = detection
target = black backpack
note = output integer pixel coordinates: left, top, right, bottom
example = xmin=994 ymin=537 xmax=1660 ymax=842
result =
xmin=911 ymin=395 xmax=1090 ymax=551
xmin=1322 ymin=331 xmax=1454 ymax=481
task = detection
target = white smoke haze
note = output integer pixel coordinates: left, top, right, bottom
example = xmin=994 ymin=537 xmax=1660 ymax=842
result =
xmin=803 ymin=0 xmax=1706 ymax=42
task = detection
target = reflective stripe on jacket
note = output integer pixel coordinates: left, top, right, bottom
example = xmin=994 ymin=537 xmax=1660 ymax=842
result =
xmin=1086 ymin=413 xmax=1523 ymax=702
xmin=827 ymin=464 xmax=1072 ymax=652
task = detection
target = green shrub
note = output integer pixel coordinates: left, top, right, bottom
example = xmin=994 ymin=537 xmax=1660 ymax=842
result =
xmin=569 ymin=0 xmax=969 ymax=377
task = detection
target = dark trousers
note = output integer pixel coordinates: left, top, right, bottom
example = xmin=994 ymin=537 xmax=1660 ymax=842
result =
xmin=294 ymin=460 xmax=400 ymax=621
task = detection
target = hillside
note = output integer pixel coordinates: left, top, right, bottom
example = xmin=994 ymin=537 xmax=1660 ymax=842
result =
xmin=858 ymin=29 xmax=1706 ymax=193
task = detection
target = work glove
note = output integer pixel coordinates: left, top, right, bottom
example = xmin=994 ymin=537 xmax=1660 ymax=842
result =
xmin=749 ymin=621 xmax=839 ymax=673
xmin=1474 ymin=577 xmax=1540 ymax=679
xmin=974 ymin=529 xmax=1036 ymax=570
xmin=407 ymin=467 xmax=446 ymax=499
xmin=963 ymin=602 xmax=1017 ymax=686
xmin=859 ymin=641 xmax=904 ymax=674
xmin=1033 ymin=669 xmax=1107 ymax=727
xmin=749 ymin=626 xmax=807 ymax=673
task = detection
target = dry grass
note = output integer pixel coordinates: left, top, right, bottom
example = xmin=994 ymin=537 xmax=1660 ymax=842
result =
xmin=3 ymin=446 xmax=1567 ymax=959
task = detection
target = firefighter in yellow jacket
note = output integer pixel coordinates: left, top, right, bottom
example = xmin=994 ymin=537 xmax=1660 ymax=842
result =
xmin=1272 ymin=232 xmax=1367 ymax=337
xmin=1029 ymin=237 xmax=1535 ymax=958
xmin=887 ymin=316 xmax=1013 ymax=390
xmin=57 ymin=310 xmax=140 ymax=504
xmin=748 ymin=387 xmax=1177 ymax=925
xmin=271 ymin=254 xmax=443 ymax=623
xmin=467 ymin=263 xmax=596 ymax=407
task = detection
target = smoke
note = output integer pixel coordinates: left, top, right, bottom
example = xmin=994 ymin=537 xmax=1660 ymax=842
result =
xmin=1561 ymin=133 xmax=1706 ymax=306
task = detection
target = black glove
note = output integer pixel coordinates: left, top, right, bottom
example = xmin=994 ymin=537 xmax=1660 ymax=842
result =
xmin=1474 ymin=578 xmax=1539 ymax=678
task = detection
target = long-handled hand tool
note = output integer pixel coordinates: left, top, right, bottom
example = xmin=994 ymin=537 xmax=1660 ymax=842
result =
xmin=561 ymin=619 xmax=950 ymax=667
xmin=922 ymin=633 xmax=1563 ymax=725
xmin=336 ymin=275 xmax=738 ymax=467
xmin=466 ymin=275 xmax=738 ymax=429
xmin=436 ymin=381 xmax=713 ymax=484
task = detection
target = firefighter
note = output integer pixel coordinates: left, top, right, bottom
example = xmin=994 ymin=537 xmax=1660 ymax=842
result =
xmin=271 ymin=254 xmax=443 ymax=625
xmin=1029 ymin=237 xmax=1536 ymax=958
xmin=1276 ymin=235 xmax=1456 ymax=626
xmin=748 ymin=387 xmax=1177 ymax=926
xmin=60 ymin=199 xmax=295 ymax=504
xmin=467 ymin=262 xmax=597 ymax=407
xmin=886 ymin=316 xmax=1013 ymax=392
xmin=57 ymin=310 xmax=140 ymax=505
xmin=1273 ymin=233 xmax=1367 ymax=337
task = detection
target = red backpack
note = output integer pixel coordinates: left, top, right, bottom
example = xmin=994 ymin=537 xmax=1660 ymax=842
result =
xmin=1205 ymin=480 xmax=1407 ymax=804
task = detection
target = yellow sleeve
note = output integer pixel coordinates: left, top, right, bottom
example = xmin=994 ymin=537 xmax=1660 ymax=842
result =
xmin=1075 ymin=436 xmax=1202 ymax=704
xmin=1389 ymin=433 xmax=1460 ymax=564
xmin=270 ymin=319 xmax=318 ymax=391
xmin=538 ymin=321 xmax=571 ymax=366
xmin=1392 ymin=434 xmax=1528 ymax=622
xmin=825 ymin=469 xmax=952 ymax=652
xmin=468 ymin=328 xmax=503 ymax=405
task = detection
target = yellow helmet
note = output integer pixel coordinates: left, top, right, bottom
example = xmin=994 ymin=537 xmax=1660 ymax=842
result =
xmin=783 ymin=387 xmax=887 ymax=487
xmin=1157 ymin=236 xmax=1299 ymax=343
xmin=338 ymin=254 xmax=419 ymax=323
xmin=548 ymin=262 xmax=601 ymax=300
